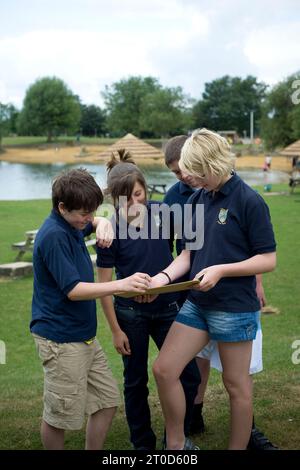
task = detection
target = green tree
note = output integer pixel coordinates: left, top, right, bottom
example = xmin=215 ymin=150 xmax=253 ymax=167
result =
xmin=102 ymin=76 xmax=160 ymax=136
xmin=18 ymin=77 xmax=81 ymax=142
xmin=260 ymin=72 xmax=300 ymax=149
xmin=139 ymin=87 xmax=193 ymax=137
xmin=193 ymin=75 xmax=267 ymax=136
xmin=0 ymin=103 xmax=11 ymax=149
xmin=80 ymin=104 xmax=107 ymax=136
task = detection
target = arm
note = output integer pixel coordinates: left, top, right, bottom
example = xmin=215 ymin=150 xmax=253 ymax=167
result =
xmin=97 ymin=267 xmax=131 ymax=355
xmin=150 ymin=249 xmax=191 ymax=287
xmin=256 ymin=273 xmax=266 ymax=307
xmin=134 ymin=249 xmax=191 ymax=304
xmin=92 ymin=217 xmax=114 ymax=248
xmin=67 ymin=272 xmax=150 ymax=301
xmin=194 ymin=252 xmax=276 ymax=292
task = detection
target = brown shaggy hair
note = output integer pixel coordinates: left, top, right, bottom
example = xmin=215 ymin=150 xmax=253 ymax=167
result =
xmin=106 ymin=149 xmax=147 ymax=207
xmin=52 ymin=168 xmax=103 ymax=212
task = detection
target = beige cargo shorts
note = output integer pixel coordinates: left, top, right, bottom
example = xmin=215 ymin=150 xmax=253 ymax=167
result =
xmin=33 ymin=334 xmax=121 ymax=430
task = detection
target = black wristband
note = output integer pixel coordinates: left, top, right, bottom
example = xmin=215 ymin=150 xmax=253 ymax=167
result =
xmin=160 ymin=271 xmax=172 ymax=284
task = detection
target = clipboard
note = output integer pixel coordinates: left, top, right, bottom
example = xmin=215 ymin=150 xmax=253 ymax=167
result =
xmin=118 ymin=275 xmax=204 ymax=299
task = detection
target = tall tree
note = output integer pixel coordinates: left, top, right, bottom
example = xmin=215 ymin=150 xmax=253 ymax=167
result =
xmin=80 ymin=104 xmax=106 ymax=136
xmin=102 ymin=76 xmax=160 ymax=136
xmin=260 ymin=72 xmax=300 ymax=149
xmin=18 ymin=77 xmax=81 ymax=141
xmin=193 ymin=75 xmax=267 ymax=136
xmin=0 ymin=103 xmax=11 ymax=149
xmin=139 ymin=87 xmax=193 ymax=137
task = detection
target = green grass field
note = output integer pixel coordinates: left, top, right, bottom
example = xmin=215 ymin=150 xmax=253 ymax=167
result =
xmin=1 ymin=136 xmax=163 ymax=148
xmin=0 ymin=187 xmax=299 ymax=449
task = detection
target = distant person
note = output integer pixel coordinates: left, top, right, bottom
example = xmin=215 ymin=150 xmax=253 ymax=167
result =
xmin=30 ymin=168 xmax=150 ymax=450
xmin=292 ymin=156 xmax=299 ymax=169
xmin=265 ymin=155 xmax=272 ymax=170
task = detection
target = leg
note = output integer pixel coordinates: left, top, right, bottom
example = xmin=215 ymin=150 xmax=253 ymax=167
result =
xmin=151 ymin=304 xmax=201 ymax=438
xmin=41 ymin=420 xmax=64 ymax=450
xmin=85 ymin=407 xmax=117 ymax=450
xmin=188 ymin=357 xmax=210 ymax=435
xmin=218 ymin=341 xmax=253 ymax=449
xmin=116 ymin=307 xmax=155 ymax=450
xmin=85 ymin=340 xmax=120 ymax=450
xmin=153 ymin=321 xmax=209 ymax=449
xmin=246 ymin=328 xmax=279 ymax=450
xmin=194 ymin=357 xmax=210 ymax=404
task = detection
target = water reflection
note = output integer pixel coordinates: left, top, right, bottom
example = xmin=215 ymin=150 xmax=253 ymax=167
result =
xmin=0 ymin=161 xmax=290 ymax=201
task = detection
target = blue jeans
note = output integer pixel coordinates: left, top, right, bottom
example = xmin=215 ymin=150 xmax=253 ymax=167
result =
xmin=115 ymin=301 xmax=200 ymax=449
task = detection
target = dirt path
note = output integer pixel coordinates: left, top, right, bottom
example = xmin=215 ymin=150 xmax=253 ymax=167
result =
xmin=0 ymin=146 xmax=292 ymax=171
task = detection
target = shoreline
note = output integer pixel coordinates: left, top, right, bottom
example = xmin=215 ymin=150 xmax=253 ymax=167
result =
xmin=0 ymin=146 xmax=292 ymax=172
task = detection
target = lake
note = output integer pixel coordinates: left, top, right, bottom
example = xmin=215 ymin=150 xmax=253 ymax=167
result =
xmin=0 ymin=161 xmax=290 ymax=200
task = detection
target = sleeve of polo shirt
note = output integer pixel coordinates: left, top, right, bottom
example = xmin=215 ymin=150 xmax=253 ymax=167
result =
xmin=96 ymin=239 xmax=117 ymax=268
xmin=42 ymin=232 xmax=82 ymax=295
xmin=245 ymin=194 xmax=276 ymax=255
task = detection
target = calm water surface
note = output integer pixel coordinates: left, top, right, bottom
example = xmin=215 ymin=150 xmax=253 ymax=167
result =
xmin=0 ymin=161 xmax=290 ymax=200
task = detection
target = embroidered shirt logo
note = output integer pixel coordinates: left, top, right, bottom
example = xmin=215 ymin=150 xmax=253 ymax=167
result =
xmin=217 ymin=208 xmax=228 ymax=225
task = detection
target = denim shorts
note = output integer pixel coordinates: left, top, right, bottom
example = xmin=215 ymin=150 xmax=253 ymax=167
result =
xmin=176 ymin=300 xmax=259 ymax=342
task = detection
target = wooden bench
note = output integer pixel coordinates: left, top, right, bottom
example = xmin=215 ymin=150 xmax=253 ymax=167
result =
xmin=12 ymin=230 xmax=97 ymax=261
xmin=12 ymin=230 xmax=38 ymax=261
xmin=147 ymin=183 xmax=167 ymax=199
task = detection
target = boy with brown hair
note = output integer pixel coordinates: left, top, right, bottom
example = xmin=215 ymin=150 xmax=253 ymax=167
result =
xmin=31 ymin=168 xmax=150 ymax=450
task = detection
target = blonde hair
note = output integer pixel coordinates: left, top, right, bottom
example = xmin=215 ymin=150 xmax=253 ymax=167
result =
xmin=179 ymin=128 xmax=236 ymax=177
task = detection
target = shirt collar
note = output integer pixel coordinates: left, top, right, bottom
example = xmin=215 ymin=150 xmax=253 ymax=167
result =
xmin=179 ymin=181 xmax=195 ymax=195
xmin=50 ymin=209 xmax=83 ymax=240
xmin=218 ymin=172 xmax=240 ymax=196
xmin=204 ymin=172 xmax=240 ymax=198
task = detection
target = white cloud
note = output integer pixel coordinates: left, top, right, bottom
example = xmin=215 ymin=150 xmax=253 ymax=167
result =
xmin=244 ymin=22 xmax=300 ymax=83
xmin=0 ymin=30 xmax=157 ymax=106
xmin=0 ymin=2 xmax=210 ymax=108
xmin=1 ymin=0 xmax=300 ymax=108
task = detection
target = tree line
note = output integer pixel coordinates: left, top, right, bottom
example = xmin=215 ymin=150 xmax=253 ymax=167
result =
xmin=1 ymin=72 xmax=300 ymax=149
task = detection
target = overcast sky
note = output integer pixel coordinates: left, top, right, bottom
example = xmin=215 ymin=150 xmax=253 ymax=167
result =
xmin=1 ymin=0 xmax=300 ymax=109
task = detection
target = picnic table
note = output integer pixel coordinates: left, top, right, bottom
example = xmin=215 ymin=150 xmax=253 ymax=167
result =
xmin=147 ymin=183 xmax=167 ymax=199
xmin=12 ymin=229 xmax=97 ymax=261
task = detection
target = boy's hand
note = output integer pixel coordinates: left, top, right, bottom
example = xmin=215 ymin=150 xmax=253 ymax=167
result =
xmin=133 ymin=274 xmax=165 ymax=303
xmin=119 ymin=273 xmax=151 ymax=293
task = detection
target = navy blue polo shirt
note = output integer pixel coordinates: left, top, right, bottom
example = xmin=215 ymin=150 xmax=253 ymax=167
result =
xmin=96 ymin=201 xmax=180 ymax=310
xmin=183 ymin=173 xmax=276 ymax=313
xmin=30 ymin=210 xmax=96 ymax=342
xmin=163 ymin=181 xmax=195 ymax=256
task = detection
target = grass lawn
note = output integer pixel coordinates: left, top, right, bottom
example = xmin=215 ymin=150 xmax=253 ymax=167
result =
xmin=1 ymin=136 xmax=163 ymax=148
xmin=0 ymin=187 xmax=300 ymax=450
